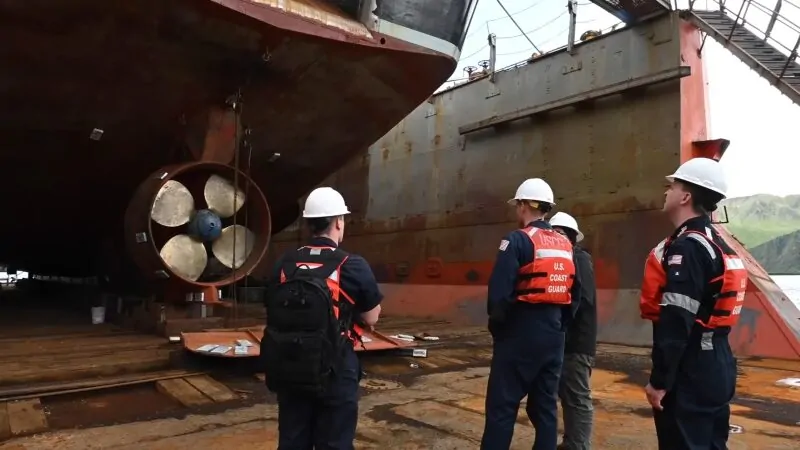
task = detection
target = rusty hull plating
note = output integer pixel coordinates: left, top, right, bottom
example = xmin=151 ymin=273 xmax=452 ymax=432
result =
xmin=269 ymin=13 xmax=800 ymax=360
xmin=0 ymin=0 xmax=471 ymax=277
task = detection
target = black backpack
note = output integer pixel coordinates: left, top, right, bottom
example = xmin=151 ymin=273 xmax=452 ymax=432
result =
xmin=261 ymin=247 xmax=353 ymax=396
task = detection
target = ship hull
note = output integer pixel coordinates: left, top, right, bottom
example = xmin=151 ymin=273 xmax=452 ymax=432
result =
xmin=0 ymin=0 xmax=472 ymax=275
xmin=269 ymin=12 xmax=800 ymax=360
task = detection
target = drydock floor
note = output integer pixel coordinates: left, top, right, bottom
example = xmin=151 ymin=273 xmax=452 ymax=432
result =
xmin=0 ymin=311 xmax=174 ymax=388
xmin=0 ymin=319 xmax=798 ymax=449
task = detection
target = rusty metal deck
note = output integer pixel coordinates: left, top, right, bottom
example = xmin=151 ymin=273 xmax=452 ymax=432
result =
xmin=2 ymin=322 xmax=798 ymax=449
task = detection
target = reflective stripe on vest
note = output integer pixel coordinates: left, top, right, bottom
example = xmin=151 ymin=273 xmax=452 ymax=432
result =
xmin=515 ymin=227 xmax=576 ymax=305
xmin=638 ymin=229 xmax=748 ymax=328
xmin=279 ymin=246 xmax=364 ymax=343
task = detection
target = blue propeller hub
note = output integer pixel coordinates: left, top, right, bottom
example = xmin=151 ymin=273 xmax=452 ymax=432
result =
xmin=187 ymin=209 xmax=222 ymax=242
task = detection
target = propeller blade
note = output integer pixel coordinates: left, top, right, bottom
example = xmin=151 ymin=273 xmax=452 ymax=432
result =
xmin=159 ymin=234 xmax=208 ymax=281
xmin=211 ymin=225 xmax=255 ymax=270
xmin=204 ymin=174 xmax=245 ymax=219
xmin=151 ymin=180 xmax=194 ymax=227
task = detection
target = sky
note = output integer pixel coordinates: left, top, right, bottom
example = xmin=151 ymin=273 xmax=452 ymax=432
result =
xmin=447 ymin=0 xmax=800 ymax=199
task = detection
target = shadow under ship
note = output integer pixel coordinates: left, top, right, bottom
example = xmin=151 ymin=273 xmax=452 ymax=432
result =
xmin=0 ymin=0 xmax=476 ymax=292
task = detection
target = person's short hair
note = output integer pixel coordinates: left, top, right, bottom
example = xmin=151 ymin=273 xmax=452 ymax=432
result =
xmin=306 ymin=216 xmax=344 ymax=235
xmin=516 ymin=200 xmax=553 ymax=214
xmin=679 ymin=181 xmax=724 ymax=214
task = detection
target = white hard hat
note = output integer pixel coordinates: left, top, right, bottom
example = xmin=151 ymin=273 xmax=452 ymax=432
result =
xmin=507 ymin=178 xmax=555 ymax=205
xmin=302 ymin=187 xmax=351 ymax=218
xmin=665 ymin=157 xmax=728 ymax=198
xmin=549 ymin=212 xmax=584 ymax=243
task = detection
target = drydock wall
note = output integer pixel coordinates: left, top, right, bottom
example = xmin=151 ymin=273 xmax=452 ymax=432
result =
xmin=269 ymin=13 xmax=800 ymax=360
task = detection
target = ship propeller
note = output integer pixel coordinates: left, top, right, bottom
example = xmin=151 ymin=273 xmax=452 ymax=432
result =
xmin=149 ymin=174 xmax=256 ymax=282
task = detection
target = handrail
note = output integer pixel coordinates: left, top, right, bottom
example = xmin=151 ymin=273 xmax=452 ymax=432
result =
xmin=764 ymin=0 xmax=781 ymax=39
xmin=746 ymin=0 xmax=800 ymax=38
xmin=687 ymin=0 xmax=800 ymax=81
xmin=690 ymin=0 xmax=800 ymax=58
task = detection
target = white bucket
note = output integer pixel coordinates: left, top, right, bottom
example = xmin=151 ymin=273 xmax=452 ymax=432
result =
xmin=91 ymin=306 xmax=106 ymax=325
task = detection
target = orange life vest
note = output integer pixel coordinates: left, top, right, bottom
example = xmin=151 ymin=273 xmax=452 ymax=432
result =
xmin=279 ymin=246 xmax=365 ymax=345
xmin=639 ymin=230 xmax=748 ymax=328
xmin=515 ymin=226 xmax=576 ymax=305
xmin=640 ymin=238 xmax=670 ymax=321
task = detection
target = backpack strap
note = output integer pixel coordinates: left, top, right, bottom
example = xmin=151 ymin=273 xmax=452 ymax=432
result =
xmin=278 ymin=246 xmax=361 ymax=338
xmin=284 ymin=246 xmax=368 ymax=350
xmin=279 ymin=246 xmax=348 ymax=282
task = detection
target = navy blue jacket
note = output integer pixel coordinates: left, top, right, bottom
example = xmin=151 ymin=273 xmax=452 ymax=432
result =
xmin=486 ymin=220 xmax=579 ymax=338
xmin=649 ymin=215 xmax=727 ymax=391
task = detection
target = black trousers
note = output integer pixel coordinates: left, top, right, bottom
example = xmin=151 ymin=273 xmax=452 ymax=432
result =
xmin=277 ymin=347 xmax=361 ymax=450
xmin=481 ymin=330 xmax=565 ymax=450
xmin=653 ymin=335 xmax=736 ymax=450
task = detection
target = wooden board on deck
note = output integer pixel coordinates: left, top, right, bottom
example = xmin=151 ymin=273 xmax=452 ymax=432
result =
xmin=156 ymin=376 xmax=238 ymax=407
xmin=183 ymin=375 xmax=237 ymax=403
xmin=0 ymin=327 xmax=173 ymax=387
xmin=0 ymin=369 xmax=199 ymax=401
xmin=6 ymin=398 xmax=48 ymax=436
xmin=156 ymin=378 xmax=213 ymax=407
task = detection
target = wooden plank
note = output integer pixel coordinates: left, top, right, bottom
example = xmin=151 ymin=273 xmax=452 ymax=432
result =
xmin=183 ymin=375 xmax=238 ymax=403
xmin=7 ymin=398 xmax=48 ymax=436
xmin=0 ymin=369 xmax=197 ymax=399
xmin=0 ymin=337 xmax=165 ymax=360
xmin=0 ymin=351 xmax=173 ymax=386
xmin=0 ymin=371 xmax=205 ymax=403
xmin=0 ymin=341 xmax=167 ymax=366
xmin=0 ymin=403 xmax=11 ymax=441
xmin=156 ymin=378 xmax=213 ymax=407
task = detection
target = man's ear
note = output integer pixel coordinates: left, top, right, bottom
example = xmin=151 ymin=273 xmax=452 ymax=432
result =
xmin=680 ymin=190 xmax=692 ymax=207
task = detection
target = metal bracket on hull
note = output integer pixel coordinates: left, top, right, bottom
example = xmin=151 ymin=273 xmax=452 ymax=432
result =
xmin=567 ymin=0 xmax=578 ymax=55
xmin=485 ymin=34 xmax=501 ymax=99
xmin=458 ymin=66 xmax=691 ymax=135
xmin=486 ymin=84 xmax=501 ymax=99
xmin=691 ymin=138 xmax=730 ymax=161
xmin=425 ymin=103 xmax=437 ymax=118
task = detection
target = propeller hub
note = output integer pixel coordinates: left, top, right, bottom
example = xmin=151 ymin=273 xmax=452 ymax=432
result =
xmin=187 ymin=209 xmax=223 ymax=242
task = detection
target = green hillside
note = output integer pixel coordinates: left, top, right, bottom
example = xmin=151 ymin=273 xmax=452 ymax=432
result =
xmin=749 ymin=229 xmax=800 ymax=274
xmin=721 ymin=194 xmax=800 ymax=248
xmin=721 ymin=194 xmax=800 ymax=274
